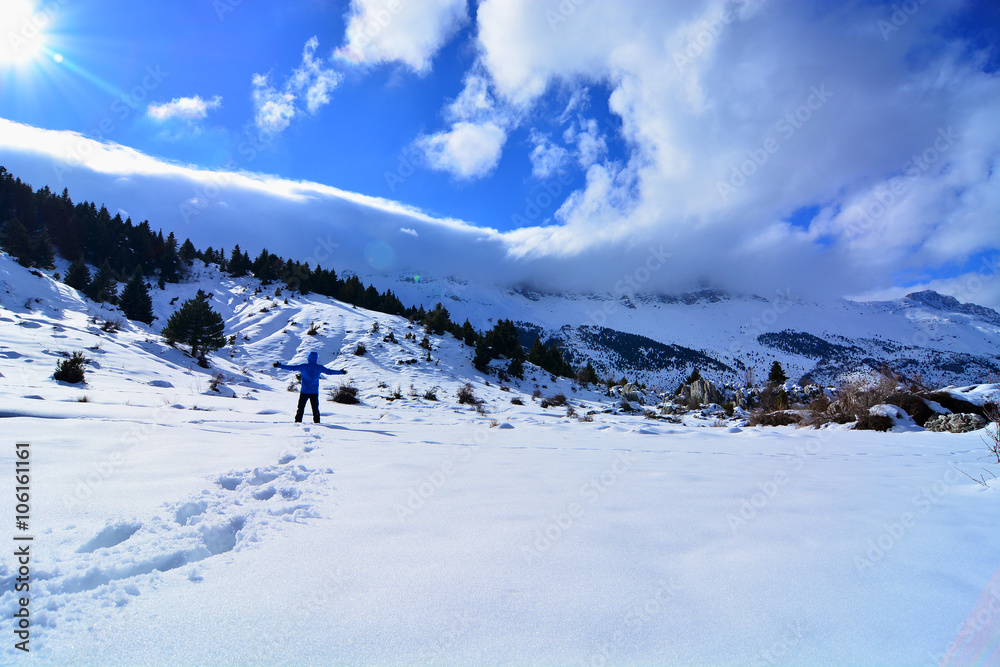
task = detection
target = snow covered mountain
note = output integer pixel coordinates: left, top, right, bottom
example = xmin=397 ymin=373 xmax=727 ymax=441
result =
xmin=2 ymin=251 xmax=999 ymax=665
xmin=358 ymin=273 xmax=1000 ymax=388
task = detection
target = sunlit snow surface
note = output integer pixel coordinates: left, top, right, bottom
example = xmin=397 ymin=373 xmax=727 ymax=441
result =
xmin=0 ymin=254 xmax=998 ymax=666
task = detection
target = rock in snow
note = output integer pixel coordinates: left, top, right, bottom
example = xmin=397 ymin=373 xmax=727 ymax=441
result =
xmin=924 ymin=412 xmax=988 ymax=433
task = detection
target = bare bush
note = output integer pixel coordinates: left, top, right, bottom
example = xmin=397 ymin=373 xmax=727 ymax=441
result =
xmin=330 ymin=383 xmax=359 ymax=405
xmin=832 ymin=370 xmax=899 ymax=420
xmin=854 ymin=414 xmax=894 ymax=432
xmin=511 ymin=396 xmax=524 ymax=406
xmin=747 ymin=410 xmax=802 ymax=427
xmin=208 ymin=373 xmax=225 ymax=392
xmin=984 ymin=401 xmax=1000 ymax=464
xmin=457 ymin=383 xmax=480 ymax=405
xmin=353 ymin=343 xmax=367 ymax=356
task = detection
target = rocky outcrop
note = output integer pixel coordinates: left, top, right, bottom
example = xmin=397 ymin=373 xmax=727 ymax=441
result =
xmin=679 ymin=378 xmax=723 ymax=407
xmin=924 ymin=413 xmax=987 ymax=433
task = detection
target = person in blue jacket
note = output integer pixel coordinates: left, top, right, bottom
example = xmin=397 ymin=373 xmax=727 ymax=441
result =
xmin=274 ymin=351 xmax=346 ymax=423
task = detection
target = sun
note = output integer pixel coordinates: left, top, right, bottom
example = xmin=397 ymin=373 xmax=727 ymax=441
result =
xmin=0 ymin=0 xmax=52 ymax=68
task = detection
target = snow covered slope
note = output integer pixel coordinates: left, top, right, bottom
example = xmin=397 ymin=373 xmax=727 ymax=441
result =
xmin=1 ymin=253 xmax=999 ymax=665
xmin=361 ymin=272 xmax=1000 ymax=389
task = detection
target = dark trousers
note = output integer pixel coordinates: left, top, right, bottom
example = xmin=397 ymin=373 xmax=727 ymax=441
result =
xmin=295 ymin=393 xmax=320 ymax=423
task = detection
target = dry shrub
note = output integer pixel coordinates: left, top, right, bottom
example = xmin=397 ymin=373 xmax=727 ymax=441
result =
xmin=808 ymin=395 xmax=831 ymax=413
xmin=748 ymin=410 xmax=802 ymax=427
xmin=330 ymin=383 xmax=359 ymax=404
xmin=854 ymin=414 xmax=894 ymax=432
xmin=540 ymin=393 xmax=567 ymax=409
xmin=983 ymin=401 xmax=1000 ymax=463
xmin=884 ymin=392 xmax=936 ymax=426
xmin=511 ymin=396 xmax=524 ymax=406
xmin=457 ymin=383 xmax=480 ymax=405
xmin=833 ymin=371 xmax=899 ymax=420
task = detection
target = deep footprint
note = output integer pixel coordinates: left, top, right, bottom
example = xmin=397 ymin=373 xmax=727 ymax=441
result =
xmin=175 ymin=501 xmax=208 ymax=525
xmin=201 ymin=517 xmax=246 ymax=556
xmin=77 ymin=522 xmax=142 ymax=553
xmin=253 ymin=486 xmax=276 ymax=500
xmin=218 ymin=476 xmax=241 ymax=491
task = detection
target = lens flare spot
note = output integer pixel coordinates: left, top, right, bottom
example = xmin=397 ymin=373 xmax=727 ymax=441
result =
xmin=364 ymin=241 xmax=395 ymax=271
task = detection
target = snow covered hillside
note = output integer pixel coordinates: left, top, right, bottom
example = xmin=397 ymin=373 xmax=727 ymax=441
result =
xmin=1 ymin=253 xmax=999 ymax=665
xmin=364 ymin=273 xmax=1000 ymax=389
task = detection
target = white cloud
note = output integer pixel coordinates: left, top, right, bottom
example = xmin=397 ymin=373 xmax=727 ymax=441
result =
xmin=528 ymin=131 xmax=569 ymax=179
xmin=3 ymin=116 xmax=998 ymax=309
xmin=415 ymin=70 xmax=512 ymax=180
xmin=147 ymin=95 xmax=222 ymax=122
xmin=470 ymin=0 xmax=1000 ymax=300
xmin=337 ymin=0 xmax=468 ymax=74
xmin=251 ymin=74 xmax=296 ymax=137
xmin=563 ymin=118 xmax=607 ymax=169
xmin=416 ymin=121 xmax=506 ymax=180
xmin=399 ymin=227 xmax=418 ymax=237
xmin=252 ymin=37 xmax=342 ymax=137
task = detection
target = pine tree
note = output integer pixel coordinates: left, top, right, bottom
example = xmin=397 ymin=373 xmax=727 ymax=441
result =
xmin=64 ymin=257 xmax=91 ymax=292
xmin=178 ymin=238 xmax=198 ymax=265
xmin=119 ymin=267 xmax=154 ymax=325
xmin=158 ymin=232 xmax=182 ymax=283
xmin=528 ymin=337 xmax=548 ymax=368
xmin=30 ymin=228 xmax=55 ymax=269
xmin=768 ymin=360 xmax=788 ymax=385
xmin=88 ymin=259 xmax=118 ymax=304
xmin=508 ymin=356 xmax=524 ymax=379
xmin=161 ymin=290 xmax=226 ymax=361
xmin=577 ymin=360 xmax=599 ymax=386
xmin=1 ymin=217 xmax=33 ymax=266
xmin=461 ymin=319 xmax=477 ymax=347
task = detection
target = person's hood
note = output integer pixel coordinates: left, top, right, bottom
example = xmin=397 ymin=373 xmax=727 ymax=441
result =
xmin=307 ymin=351 xmax=318 ymax=363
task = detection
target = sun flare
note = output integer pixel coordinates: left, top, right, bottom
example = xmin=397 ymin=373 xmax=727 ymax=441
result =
xmin=0 ymin=0 xmax=51 ymax=67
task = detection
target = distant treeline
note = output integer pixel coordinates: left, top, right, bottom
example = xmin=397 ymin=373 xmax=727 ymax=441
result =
xmin=0 ymin=165 xmax=589 ymax=382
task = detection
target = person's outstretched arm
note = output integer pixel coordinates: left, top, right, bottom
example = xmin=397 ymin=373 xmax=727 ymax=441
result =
xmin=319 ymin=366 xmax=347 ymax=376
xmin=274 ymin=361 xmax=306 ymax=371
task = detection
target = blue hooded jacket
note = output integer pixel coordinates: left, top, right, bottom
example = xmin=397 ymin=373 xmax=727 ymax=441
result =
xmin=276 ymin=351 xmax=345 ymax=394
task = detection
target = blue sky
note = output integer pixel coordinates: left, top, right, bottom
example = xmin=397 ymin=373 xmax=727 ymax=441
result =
xmin=0 ymin=0 xmax=998 ymax=307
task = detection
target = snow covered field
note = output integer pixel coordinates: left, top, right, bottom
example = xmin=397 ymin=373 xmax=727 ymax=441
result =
xmin=1 ymin=256 xmax=999 ymax=665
